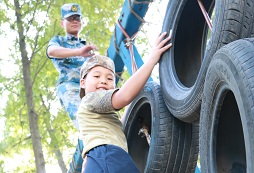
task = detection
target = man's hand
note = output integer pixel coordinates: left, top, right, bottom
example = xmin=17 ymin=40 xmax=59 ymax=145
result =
xmin=78 ymin=44 xmax=98 ymax=57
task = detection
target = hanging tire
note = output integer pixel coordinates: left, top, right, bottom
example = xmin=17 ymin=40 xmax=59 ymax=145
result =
xmin=122 ymin=81 xmax=199 ymax=173
xmin=159 ymin=0 xmax=254 ymax=122
xmin=200 ymin=38 xmax=254 ymax=172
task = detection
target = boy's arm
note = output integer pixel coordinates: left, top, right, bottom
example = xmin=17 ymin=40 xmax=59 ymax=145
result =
xmin=47 ymin=44 xmax=98 ymax=58
xmin=112 ymin=32 xmax=172 ymax=109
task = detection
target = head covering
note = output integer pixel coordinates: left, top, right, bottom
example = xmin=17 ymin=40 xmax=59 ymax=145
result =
xmin=61 ymin=3 xmax=82 ymax=19
xmin=79 ymin=55 xmax=115 ymax=98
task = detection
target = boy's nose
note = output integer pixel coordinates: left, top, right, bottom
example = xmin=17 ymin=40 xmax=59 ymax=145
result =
xmin=100 ymin=80 xmax=106 ymax=84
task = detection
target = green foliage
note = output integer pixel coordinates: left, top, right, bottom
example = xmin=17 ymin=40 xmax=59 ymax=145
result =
xmin=45 ymin=0 xmax=123 ymax=54
xmin=0 ymin=160 xmax=4 ymax=173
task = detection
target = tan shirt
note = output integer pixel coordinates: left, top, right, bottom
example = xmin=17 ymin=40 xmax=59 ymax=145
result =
xmin=77 ymin=89 xmax=128 ymax=158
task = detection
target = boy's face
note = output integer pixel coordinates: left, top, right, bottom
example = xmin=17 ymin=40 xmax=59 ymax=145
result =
xmin=61 ymin=15 xmax=82 ymax=36
xmin=80 ymin=66 xmax=115 ymax=95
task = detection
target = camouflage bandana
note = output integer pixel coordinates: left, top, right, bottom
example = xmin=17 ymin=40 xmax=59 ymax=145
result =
xmin=79 ymin=55 xmax=115 ymax=98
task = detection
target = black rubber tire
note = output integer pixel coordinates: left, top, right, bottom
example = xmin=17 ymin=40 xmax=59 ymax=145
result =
xmin=159 ymin=0 xmax=254 ymax=122
xmin=200 ymin=38 xmax=254 ymax=173
xmin=122 ymin=82 xmax=199 ymax=173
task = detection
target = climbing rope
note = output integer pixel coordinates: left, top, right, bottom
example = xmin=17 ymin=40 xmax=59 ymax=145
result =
xmin=115 ymin=0 xmax=153 ymax=74
xmin=117 ymin=20 xmax=139 ymax=74
xmin=127 ymin=0 xmax=147 ymax=24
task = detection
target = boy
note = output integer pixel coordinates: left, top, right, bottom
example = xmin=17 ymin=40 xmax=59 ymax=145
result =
xmin=77 ymin=32 xmax=172 ymax=172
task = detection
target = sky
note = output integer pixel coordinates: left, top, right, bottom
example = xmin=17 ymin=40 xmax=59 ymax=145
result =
xmin=0 ymin=0 xmax=168 ymax=172
xmin=135 ymin=0 xmax=168 ymax=82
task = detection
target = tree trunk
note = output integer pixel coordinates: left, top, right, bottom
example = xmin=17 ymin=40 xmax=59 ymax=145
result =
xmin=40 ymin=93 xmax=68 ymax=172
xmin=14 ymin=0 xmax=46 ymax=172
xmin=48 ymin=128 xmax=68 ymax=173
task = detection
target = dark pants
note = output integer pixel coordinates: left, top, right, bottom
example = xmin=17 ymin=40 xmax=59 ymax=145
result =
xmin=84 ymin=145 xmax=140 ymax=173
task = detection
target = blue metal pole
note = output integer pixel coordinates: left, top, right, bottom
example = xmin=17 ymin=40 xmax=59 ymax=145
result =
xmin=107 ymin=0 xmax=151 ymax=81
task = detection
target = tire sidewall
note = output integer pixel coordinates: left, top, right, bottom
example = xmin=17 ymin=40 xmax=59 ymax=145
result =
xmin=200 ymin=39 xmax=254 ymax=172
xmin=159 ymin=0 xmax=254 ymax=122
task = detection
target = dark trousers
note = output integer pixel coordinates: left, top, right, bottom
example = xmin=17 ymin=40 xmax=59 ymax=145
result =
xmin=84 ymin=145 xmax=140 ymax=173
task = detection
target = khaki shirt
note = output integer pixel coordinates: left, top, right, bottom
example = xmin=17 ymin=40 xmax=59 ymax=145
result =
xmin=77 ymin=89 xmax=128 ymax=158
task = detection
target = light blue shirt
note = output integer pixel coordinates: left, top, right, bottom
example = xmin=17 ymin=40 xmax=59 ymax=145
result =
xmin=47 ymin=34 xmax=87 ymax=84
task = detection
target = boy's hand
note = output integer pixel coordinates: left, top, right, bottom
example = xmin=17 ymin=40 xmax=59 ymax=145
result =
xmin=112 ymin=31 xmax=172 ymax=110
xmin=148 ymin=31 xmax=172 ymax=65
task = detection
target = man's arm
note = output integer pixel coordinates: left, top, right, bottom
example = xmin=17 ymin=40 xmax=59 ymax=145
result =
xmin=47 ymin=44 xmax=98 ymax=59
xmin=112 ymin=32 xmax=172 ymax=110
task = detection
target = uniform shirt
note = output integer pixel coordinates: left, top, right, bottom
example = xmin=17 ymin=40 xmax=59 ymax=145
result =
xmin=47 ymin=34 xmax=87 ymax=84
xmin=77 ymin=89 xmax=128 ymax=158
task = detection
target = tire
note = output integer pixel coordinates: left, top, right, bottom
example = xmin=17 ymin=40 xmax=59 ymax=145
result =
xmin=159 ymin=0 xmax=254 ymax=122
xmin=200 ymin=38 xmax=254 ymax=172
xmin=122 ymin=82 xmax=199 ymax=173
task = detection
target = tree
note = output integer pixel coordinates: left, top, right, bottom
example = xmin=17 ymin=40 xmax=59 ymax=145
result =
xmin=0 ymin=0 xmax=123 ymax=172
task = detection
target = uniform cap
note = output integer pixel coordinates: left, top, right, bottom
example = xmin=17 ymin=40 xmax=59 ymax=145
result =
xmin=61 ymin=3 xmax=82 ymax=19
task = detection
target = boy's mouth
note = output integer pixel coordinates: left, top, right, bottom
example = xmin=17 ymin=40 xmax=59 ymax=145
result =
xmin=97 ymin=87 xmax=107 ymax=90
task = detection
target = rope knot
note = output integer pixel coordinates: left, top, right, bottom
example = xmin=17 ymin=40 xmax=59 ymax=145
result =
xmin=124 ymin=37 xmax=134 ymax=48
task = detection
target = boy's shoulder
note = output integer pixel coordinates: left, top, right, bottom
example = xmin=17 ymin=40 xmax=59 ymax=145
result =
xmin=81 ymin=89 xmax=119 ymax=113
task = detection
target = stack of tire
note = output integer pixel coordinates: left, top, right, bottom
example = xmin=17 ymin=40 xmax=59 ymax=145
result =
xmin=122 ymin=0 xmax=254 ymax=172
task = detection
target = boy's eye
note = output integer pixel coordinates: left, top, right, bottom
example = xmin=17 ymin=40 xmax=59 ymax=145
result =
xmin=108 ymin=78 xmax=113 ymax=81
xmin=94 ymin=75 xmax=100 ymax=78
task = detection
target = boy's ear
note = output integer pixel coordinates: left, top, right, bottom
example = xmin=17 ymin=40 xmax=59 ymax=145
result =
xmin=80 ymin=78 xmax=86 ymax=89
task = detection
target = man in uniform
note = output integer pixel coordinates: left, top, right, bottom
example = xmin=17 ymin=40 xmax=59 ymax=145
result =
xmin=46 ymin=3 xmax=98 ymax=172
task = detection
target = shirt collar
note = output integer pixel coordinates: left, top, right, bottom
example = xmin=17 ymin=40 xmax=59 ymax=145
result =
xmin=65 ymin=34 xmax=86 ymax=44
xmin=66 ymin=34 xmax=79 ymax=40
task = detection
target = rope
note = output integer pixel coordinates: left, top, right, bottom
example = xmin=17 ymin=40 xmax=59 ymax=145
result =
xmin=113 ymin=26 xmax=121 ymax=56
xmin=117 ymin=20 xmax=139 ymax=74
xmin=112 ymin=0 xmax=153 ymax=75
xmin=116 ymin=71 xmax=124 ymax=81
xmin=128 ymin=0 xmax=146 ymax=24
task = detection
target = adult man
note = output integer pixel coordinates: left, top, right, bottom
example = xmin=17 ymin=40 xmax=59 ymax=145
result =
xmin=47 ymin=3 xmax=97 ymax=172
